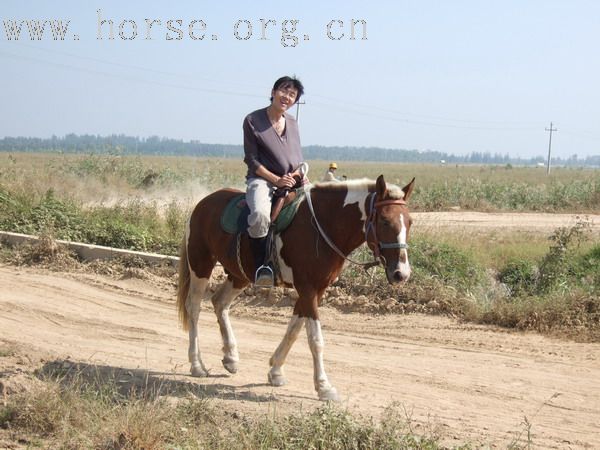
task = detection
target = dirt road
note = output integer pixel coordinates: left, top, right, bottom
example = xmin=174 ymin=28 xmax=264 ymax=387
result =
xmin=1 ymin=264 xmax=599 ymax=448
xmin=412 ymin=211 xmax=600 ymax=234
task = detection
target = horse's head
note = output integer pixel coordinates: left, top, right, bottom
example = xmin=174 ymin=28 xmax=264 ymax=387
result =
xmin=365 ymin=175 xmax=415 ymax=284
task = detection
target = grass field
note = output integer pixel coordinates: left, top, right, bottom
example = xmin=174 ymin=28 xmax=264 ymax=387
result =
xmin=1 ymin=152 xmax=599 ymax=212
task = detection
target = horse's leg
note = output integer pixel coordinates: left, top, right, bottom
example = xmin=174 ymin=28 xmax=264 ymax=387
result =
xmin=306 ymin=316 xmax=339 ymax=401
xmin=211 ymin=275 xmax=246 ymax=374
xmin=292 ymin=286 xmax=339 ymax=401
xmin=186 ymin=267 xmax=211 ymax=377
xmin=268 ymin=314 xmax=305 ymax=386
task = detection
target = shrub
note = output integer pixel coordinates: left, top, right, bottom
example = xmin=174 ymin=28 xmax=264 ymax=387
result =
xmin=537 ymin=220 xmax=590 ymax=293
xmin=498 ymin=260 xmax=538 ymax=296
xmin=480 ymin=290 xmax=600 ymax=340
xmin=573 ymin=244 xmax=600 ymax=292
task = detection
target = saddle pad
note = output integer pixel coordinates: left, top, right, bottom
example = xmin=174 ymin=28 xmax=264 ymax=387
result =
xmin=221 ymin=188 xmax=305 ymax=235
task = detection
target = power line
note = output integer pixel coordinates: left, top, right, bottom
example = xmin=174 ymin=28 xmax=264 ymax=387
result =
xmin=2 ymin=41 xmax=267 ymax=91
xmin=310 ymin=93 xmax=541 ymax=127
xmin=2 ymin=43 xmax=597 ymax=145
xmin=2 ymin=42 xmax=543 ymax=130
xmin=560 ymin=130 xmax=600 ymax=142
xmin=309 ymin=99 xmax=540 ymax=131
xmin=0 ymin=49 xmax=264 ymax=99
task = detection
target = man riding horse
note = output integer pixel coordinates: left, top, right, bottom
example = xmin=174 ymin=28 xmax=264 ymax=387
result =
xmin=178 ymin=75 xmax=416 ymax=401
xmin=242 ymin=75 xmax=306 ymax=287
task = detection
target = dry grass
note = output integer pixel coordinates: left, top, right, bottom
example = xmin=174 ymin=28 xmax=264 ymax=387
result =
xmin=0 ymin=360 xmax=457 ymax=449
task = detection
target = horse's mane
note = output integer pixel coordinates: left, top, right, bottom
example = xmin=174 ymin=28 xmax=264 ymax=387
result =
xmin=310 ymin=178 xmax=406 ymax=199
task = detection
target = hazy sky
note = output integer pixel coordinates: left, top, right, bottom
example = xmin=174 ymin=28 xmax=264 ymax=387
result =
xmin=1 ymin=1 xmax=599 ymax=158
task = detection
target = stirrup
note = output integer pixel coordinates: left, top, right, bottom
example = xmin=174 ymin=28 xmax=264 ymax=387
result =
xmin=254 ymin=265 xmax=274 ymax=288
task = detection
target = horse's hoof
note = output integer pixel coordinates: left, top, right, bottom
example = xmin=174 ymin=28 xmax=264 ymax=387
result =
xmin=318 ymin=387 xmax=340 ymax=402
xmin=268 ymin=371 xmax=287 ymax=387
xmin=190 ymin=364 xmax=208 ymax=377
xmin=222 ymin=357 xmax=238 ymax=374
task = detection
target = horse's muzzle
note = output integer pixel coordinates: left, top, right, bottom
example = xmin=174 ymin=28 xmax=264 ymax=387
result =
xmin=387 ymin=266 xmax=411 ymax=284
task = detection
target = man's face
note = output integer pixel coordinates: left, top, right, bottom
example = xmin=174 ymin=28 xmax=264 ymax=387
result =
xmin=272 ymin=85 xmax=298 ymax=111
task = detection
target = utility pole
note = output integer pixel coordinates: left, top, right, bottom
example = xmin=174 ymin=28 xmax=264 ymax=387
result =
xmin=545 ymin=122 xmax=557 ymax=175
xmin=295 ymin=100 xmax=306 ymax=122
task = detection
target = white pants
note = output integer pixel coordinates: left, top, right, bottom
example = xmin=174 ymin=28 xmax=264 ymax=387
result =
xmin=246 ymin=177 xmax=274 ymax=238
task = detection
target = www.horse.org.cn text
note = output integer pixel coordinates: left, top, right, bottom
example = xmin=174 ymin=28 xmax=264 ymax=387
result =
xmin=1 ymin=10 xmax=368 ymax=47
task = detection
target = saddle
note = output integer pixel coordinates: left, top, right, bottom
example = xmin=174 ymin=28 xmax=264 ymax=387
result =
xmin=222 ymin=174 xmax=307 ymax=286
xmin=220 ymin=187 xmax=306 ymax=235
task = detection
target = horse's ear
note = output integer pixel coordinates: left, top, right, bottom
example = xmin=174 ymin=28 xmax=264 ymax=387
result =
xmin=402 ymin=177 xmax=416 ymax=202
xmin=376 ymin=175 xmax=387 ymax=199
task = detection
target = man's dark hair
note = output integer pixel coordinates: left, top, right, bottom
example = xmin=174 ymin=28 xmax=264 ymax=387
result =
xmin=270 ymin=75 xmax=304 ymax=104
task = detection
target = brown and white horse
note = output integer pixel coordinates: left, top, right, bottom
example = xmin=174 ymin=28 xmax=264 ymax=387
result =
xmin=177 ymin=175 xmax=414 ymax=401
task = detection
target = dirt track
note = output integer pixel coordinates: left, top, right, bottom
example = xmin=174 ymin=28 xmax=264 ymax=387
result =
xmin=1 ymin=264 xmax=599 ymax=449
xmin=412 ymin=211 xmax=600 ymax=234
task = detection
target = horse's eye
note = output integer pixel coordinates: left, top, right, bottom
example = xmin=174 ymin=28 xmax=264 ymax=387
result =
xmin=381 ymin=219 xmax=392 ymax=227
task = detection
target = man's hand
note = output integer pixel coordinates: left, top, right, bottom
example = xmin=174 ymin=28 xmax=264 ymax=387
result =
xmin=275 ymin=173 xmax=296 ymax=189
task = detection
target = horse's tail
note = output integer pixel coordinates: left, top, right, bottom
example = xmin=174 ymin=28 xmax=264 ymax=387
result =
xmin=177 ymin=231 xmax=191 ymax=331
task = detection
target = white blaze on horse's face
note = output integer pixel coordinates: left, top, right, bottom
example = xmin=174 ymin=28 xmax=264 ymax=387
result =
xmin=379 ymin=206 xmax=412 ymax=284
xmin=396 ymin=214 xmax=411 ymax=281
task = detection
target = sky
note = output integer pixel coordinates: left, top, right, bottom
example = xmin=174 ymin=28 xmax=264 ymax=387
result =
xmin=1 ymin=1 xmax=599 ymax=158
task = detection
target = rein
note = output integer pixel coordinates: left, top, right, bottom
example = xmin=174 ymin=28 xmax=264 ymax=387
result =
xmin=304 ymin=187 xmax=408 ymax=269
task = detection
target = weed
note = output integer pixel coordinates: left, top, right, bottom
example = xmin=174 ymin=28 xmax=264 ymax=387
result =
xmin=576 ymin=244 xmax=600 ymax=289
xmin=6 ymin=233 xmax=80 ymax=270
xmin=537 ymin=220 xmax=591 ymax=293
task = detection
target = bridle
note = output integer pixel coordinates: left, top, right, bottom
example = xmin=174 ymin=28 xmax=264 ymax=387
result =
xmin=305 ymin=188 xmax=409 ymax=269
xmin=364 ymin=193 xmax=409 ymax=261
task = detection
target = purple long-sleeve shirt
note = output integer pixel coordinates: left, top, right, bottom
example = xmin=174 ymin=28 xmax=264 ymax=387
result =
xmin=243 ymin=107 xmax=303 ymax=180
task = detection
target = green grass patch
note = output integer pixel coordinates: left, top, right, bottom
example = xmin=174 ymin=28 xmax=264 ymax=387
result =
xmin=0 ymin=185 xmax=186 ymax=255
xmin=409 ymin=238 xmax=485 ymax=291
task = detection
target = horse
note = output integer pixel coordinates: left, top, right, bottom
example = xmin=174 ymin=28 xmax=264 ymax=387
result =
xmin=177 ymin=174 xmax=415 ymax=401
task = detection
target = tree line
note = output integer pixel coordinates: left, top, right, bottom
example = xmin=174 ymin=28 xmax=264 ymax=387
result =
xmin=0 ymin=134 xmax=598 ymax=167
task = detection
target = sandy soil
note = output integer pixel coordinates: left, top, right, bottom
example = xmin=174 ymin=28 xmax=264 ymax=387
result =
xmin=1 ymin=264 xmax=599 ymax=449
